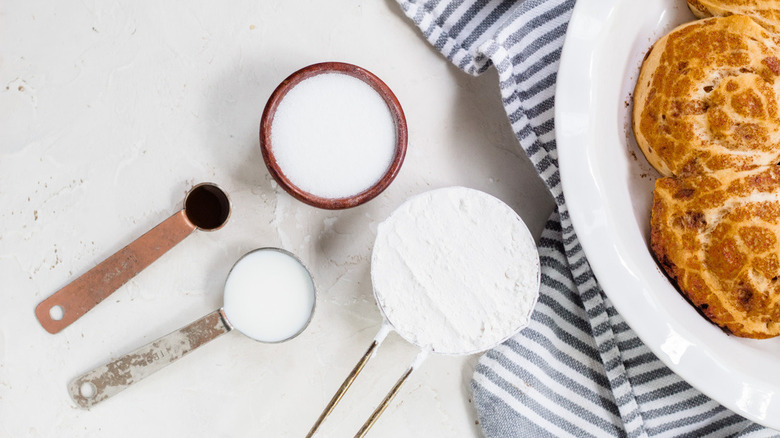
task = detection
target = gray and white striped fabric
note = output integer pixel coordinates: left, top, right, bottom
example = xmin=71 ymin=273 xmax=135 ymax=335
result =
xmin=395 ymin=0 xmax=780 ymax=436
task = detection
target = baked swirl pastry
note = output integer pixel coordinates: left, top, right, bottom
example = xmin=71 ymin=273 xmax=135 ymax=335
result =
xmin=651 ymin=165 xmax=780 ymax=338
xmin=633 ymin=15 xmax=780 ymax=177
xmin=687 ymin=0 xmax=780 ymax=33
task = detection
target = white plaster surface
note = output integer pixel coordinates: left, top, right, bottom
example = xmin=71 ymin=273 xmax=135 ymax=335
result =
xmin=0 ymin=0 xmax=555 ymax=436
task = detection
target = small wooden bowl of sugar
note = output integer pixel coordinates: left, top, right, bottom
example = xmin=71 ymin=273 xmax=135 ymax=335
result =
xmin=260 ymin=62 xmax=408 ymax=209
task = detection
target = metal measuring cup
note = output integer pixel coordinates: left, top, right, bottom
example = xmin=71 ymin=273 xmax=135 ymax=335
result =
xmin=68 ymin=247 xmax=316 ymax=409
xmin=35 ymin=182 xmax=231 ymax=334
xmin=306 ymin=187 xmax=541 ymax=437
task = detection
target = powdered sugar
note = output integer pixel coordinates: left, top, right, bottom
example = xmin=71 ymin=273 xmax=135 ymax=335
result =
xmin=371 ymin=187 xmax=540 ymax=355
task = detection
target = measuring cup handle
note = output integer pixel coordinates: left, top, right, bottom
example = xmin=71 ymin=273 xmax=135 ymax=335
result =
xmin=305 ymin=340 xmax=379 ymax=438
xmin=35 ymin=210 xmax=196 ymax=334
xmin=306 ymin=325 xmax=391 ymax=438
xmin=354 ymin=350 xmax=429 ymax=438
xmin=68 ymin=309 xmax=232 ymax=409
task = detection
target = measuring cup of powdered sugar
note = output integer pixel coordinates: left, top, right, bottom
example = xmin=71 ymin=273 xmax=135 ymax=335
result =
xmin=307 ymin=187 xmax=541 ymax=437
xmin=68 ymin=248 xmax=315 ymax=409
xmin=35 ymin=182 xmax=231 ymax=334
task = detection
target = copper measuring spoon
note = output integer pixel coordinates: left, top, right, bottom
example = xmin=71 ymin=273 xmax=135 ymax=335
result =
xmin=35 ymin=182 xmax=231 ymax=334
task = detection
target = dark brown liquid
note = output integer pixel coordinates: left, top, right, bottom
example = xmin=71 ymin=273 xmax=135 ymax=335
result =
xmin=185 ymin=185 xmax=230 ymax=230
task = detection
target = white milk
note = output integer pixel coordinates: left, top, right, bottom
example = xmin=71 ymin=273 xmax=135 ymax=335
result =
xmin=271 ymin=73 xmax=397 ymax=199
xmin=222 ymin=249 xmax=315 ymax=343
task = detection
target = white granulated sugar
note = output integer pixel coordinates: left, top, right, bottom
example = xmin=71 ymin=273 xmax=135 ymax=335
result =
xmin=371 ymin=187 xmax=540 ymax=355
xmin=271 ymin=73 xmax=397 ymax=199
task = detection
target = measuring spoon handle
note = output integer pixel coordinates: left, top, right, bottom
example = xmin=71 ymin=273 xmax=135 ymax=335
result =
xmin=68 ymin=309 xmax=232 ymax=409
xmin=35 ymin=210 xmax=196 ymax=334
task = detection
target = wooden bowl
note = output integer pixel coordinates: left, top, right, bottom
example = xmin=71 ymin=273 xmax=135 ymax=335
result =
xmin=259 ymin=62 xmax=408 ymax=209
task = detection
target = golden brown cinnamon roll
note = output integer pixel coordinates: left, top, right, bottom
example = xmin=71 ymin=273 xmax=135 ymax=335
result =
xmin=651 ymin=165 xmax=780 ymax=338
xmin=633 ymin=15 xmax=780 ymax=177
xmin=687 ymin=0 xmax=780 ymax=34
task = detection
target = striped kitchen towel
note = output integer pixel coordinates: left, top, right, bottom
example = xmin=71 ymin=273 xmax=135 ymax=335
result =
xmin=395 ymin=0 xmax=780 ymax=437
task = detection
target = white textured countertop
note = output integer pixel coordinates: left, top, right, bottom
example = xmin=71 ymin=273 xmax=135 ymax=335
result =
xmin=0 ymin=1 xmax=554 ymax=436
